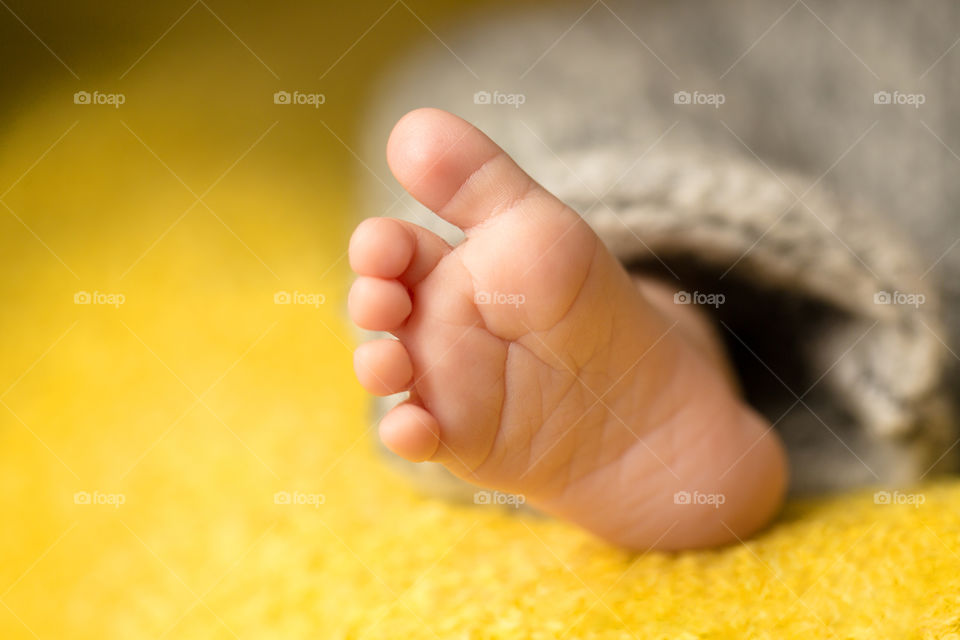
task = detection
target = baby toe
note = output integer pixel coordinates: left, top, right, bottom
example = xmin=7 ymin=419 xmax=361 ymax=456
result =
xmin=379 ymin=402 xmax=440 ymax=462
xmin=386 ymin=108 xmax=546 ymax=230
xmin=353 ymin=339 xmax=413 ymax=396
xmin=349 ymin=217 xmax=415 ymax=279
xmin=348 ymin=276 xmax=412 ymax=331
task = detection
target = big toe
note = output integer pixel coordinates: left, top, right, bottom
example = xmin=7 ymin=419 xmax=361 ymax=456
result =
xmin=386 ymin=108 xmax=547 ymax=231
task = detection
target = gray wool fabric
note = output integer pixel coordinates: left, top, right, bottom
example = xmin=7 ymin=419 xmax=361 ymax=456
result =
xmin=359 ymin=0 xmax=960 ymax=495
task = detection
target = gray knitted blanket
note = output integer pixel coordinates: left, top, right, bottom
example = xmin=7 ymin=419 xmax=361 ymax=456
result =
xmin=360 ymin=0 xmax=960 ymax=494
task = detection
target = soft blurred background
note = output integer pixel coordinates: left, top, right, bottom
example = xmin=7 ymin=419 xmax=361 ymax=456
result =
xmin=3 ymin=2 xmax=960 ymax=638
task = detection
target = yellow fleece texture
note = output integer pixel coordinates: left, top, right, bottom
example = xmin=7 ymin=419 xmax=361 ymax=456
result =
xmin=1 ymin=2 xmax=958 ymax=637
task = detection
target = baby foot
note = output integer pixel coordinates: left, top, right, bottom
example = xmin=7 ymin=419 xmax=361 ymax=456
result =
xmin=349 ymin=109 xmax=786 ymax=550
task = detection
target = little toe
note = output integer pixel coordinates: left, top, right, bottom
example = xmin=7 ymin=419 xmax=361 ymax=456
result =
xmin=379 ymin=402 xmax=440 ymax=462
xmin=353 ymin=339 xmax=413 ymax=396
xmin=348 ymin=276 xmax=412 ymax=331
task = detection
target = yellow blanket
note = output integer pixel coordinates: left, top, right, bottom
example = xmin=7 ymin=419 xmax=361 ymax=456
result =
xmin=1 ymin=3 xmax=958 ymax=637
